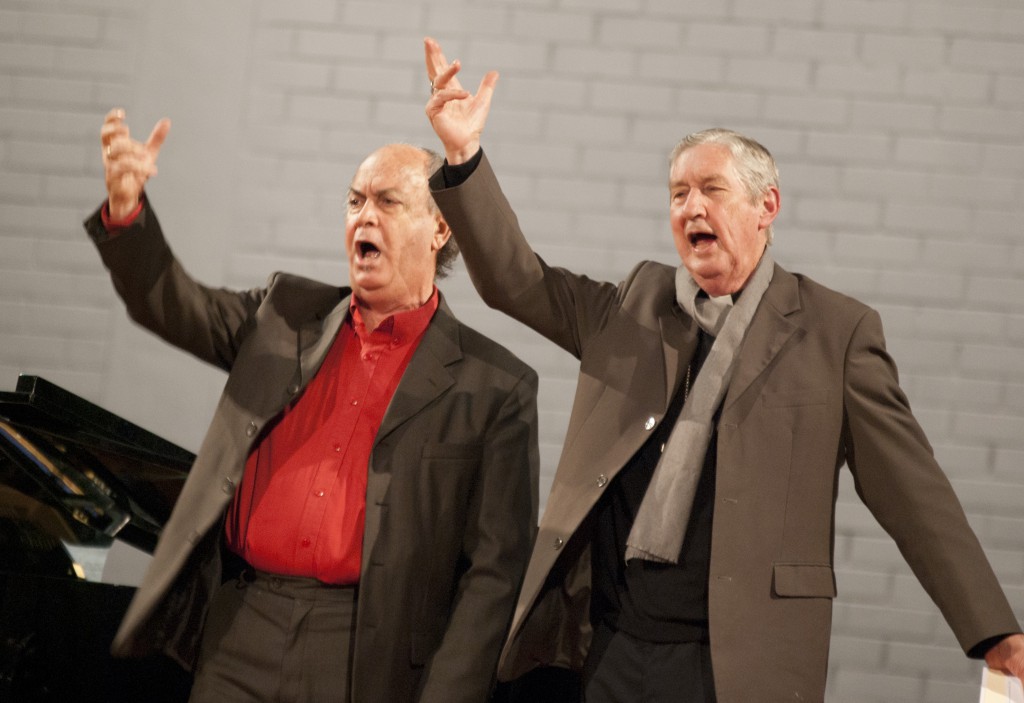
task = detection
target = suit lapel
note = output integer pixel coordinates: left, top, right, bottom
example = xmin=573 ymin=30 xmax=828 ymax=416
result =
xmin=724 ymin=265 xmax=801 ymax=409
xmin=361 ymin=298 xmax=460 ymax=576
xmin=298 ymin=293 xmax=351 ymax=386
xmin=374 ymin=299 xmax=459 ymax=443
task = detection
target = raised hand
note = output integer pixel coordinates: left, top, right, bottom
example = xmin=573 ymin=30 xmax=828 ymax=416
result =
xmin=100 ymin=108 xmax=171 ymax=220
xmin=424 ymin=37 xmax=498 ymax=165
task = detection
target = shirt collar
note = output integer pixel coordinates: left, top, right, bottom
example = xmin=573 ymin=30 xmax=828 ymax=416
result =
xmin=349 ymin=287 xmax=440 ymax=344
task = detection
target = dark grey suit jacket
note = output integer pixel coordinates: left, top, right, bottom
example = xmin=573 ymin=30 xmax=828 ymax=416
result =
xmin=84 ymin=201 xmax=539 ymax=703
xmin=431 ymin=153 xmax=1020 ymax=702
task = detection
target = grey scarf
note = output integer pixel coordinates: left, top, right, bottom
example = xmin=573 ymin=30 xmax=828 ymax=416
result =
xmin=624 ymin=250 xmax=774 ymax=564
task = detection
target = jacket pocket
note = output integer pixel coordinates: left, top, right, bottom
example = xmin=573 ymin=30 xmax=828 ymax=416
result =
xmin=772 ymin=562 xmax=836 ymax=598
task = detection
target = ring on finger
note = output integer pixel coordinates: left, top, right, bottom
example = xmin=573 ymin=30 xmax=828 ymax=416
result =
xmin=429 ymin=78 xmax=436 ymax=95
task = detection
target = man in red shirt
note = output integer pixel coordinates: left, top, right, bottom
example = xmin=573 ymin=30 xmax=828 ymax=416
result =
xmin=86 ymin=109 xmax=539 ymax=703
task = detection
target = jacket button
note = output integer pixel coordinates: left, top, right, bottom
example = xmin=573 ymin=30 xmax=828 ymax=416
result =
xmin=553 ymin=537 xmax=564 ymax=550
xmin=222 ymin=477 xmax=235 ymax=495
xmin=246 ymin=421 xmax=258 ymax=437
xmin=596 ymin=474 xmax=608 ymax=488
xmin=288 ymin=384 xmax=300 ymax=395
xmin=644 ymin=416 xmax=656 ymax=430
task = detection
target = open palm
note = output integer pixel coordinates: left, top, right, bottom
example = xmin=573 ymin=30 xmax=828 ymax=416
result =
xmin=424 ymin=37 xmax=497 ymax=165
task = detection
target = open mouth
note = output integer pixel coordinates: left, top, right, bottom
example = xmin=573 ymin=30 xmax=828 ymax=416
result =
xmin=688 ymin=231 xmax=717 ymax=248
xmin=358 ymin=241 xmax=381 ymax=259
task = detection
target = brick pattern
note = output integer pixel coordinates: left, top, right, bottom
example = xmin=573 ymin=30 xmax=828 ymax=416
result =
xmin=2 ymin=0 xmax=1023 ymax=698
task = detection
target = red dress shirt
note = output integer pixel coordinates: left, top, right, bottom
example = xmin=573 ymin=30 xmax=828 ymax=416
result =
xmin=224 ymin=290 xmax=439 ymax=584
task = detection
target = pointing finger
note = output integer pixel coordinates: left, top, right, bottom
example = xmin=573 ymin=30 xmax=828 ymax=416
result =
xmin=477 ymin=71 xmax=499 ymax=100
xmin=145 ymin=118 xmax=171 ymax=156
xmin=424 ymin=37 xmax=450 ymax=80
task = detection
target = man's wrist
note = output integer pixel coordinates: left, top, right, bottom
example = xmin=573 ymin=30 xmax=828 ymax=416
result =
xmin=102 ymin=197 xmax=144 ymax=230
xmin=445 ymin=140 xmax=481 ymax=166
xmin=439 ymin=148 xmax=483 ymax=189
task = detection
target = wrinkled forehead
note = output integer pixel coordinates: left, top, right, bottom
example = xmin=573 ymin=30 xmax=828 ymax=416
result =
xmin=350 ymin=147 xmax=429 ymax=197
xmin=669 ymin=142 xmax=739 ymax=183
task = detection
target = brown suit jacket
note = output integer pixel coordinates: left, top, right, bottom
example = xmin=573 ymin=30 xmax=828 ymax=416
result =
xmin=431 ymin=153 xmax=1020 ymax=702
xmin=84 ymin=201 xmax=540 ymax=703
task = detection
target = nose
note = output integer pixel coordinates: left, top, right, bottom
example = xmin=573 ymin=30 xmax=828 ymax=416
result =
xmin=352 ymin=199 xmax=379 ymax=227
xmin=679 ymin=189 xmax=707 ymax=220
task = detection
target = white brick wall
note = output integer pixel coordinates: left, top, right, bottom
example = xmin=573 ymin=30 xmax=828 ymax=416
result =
xmin=1 ymin=0 xmax=1022 ymax=699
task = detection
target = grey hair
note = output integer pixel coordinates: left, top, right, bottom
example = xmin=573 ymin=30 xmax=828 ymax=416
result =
xmin=415 ymin=145 xmax=459 ymax=279
xmin=669 ymin=128 xmax=779 ymax=243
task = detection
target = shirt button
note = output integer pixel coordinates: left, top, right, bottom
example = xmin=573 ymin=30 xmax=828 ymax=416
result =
xmin=314 ymin=490 xmax=325 ymax=498
xmin=333 ymin=444 xmax=342 ymax=453
xmin=246 ymin=421 xmax=258 ymax=437
xmin=350 ymin=400 xmax=359 ymax=406
xmin=644 ymin=417 xmax=656 ymax=431
xmin=596 ymin=474 xmax=608 ymax=488
xmin=300 ymin=538 xmax=311 ymax=547
xmin=553 ymin=537 xmax=564 ymax=550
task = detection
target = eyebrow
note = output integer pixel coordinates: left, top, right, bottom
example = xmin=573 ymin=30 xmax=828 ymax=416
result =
xmin=347 ymin=186 xmax=405 ymax=201
xmin=670 ymin=175 xmax=730 ymax=189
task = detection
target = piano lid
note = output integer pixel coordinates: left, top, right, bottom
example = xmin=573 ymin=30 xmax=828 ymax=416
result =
xmin=0 ymin=375 xmax=194 ymax=555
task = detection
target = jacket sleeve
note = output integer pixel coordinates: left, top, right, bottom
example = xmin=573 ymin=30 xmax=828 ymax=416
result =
xmin=842 ymin=307 xmax=1020 ymax=654
xmin=418 ymin=366 xmax=540 ymax=703
xmin=431 ymin=151 xmax=622 ymax=360
xmin=84 ymin=199 xmax=266 ymax=371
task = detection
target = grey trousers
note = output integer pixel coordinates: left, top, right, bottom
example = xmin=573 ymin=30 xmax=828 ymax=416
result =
xmin=189 ymin=570 xmax=357 ymax=703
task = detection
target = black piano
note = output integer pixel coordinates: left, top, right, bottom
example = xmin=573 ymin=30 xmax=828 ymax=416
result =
xmin=0 ymin=375 xmax=194 ymax=702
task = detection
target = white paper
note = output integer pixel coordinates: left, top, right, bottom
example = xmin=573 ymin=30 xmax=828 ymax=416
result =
xmin=980 ymin=667 xmax=1024 ymax=703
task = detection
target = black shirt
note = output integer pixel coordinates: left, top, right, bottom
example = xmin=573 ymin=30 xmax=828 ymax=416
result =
xmin=590 ymin=330 xmax=718 ymax=644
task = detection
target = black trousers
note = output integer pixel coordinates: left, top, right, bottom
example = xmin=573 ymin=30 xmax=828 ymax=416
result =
xmin=582 ymin=623 xmax=716 ymax=703
xmin=188 ymin=570 xmax=357 ymax=703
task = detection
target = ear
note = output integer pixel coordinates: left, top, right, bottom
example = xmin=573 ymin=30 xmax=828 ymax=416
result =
xmin=431 ymin=214 xmax=452 ymax=252
xmin=759 ymin=186 xmax=780 ymax=230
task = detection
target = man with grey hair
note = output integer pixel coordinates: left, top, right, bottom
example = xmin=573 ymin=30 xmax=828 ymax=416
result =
xmin=670 ymin=128 xmax=780 ymax=245
xmin=87 ymin=109 xmax=539 ymax=702
xmin=423 ymin=38 xmax=1024 ymax=702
